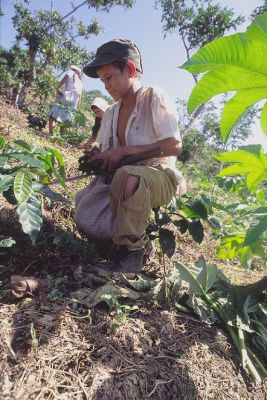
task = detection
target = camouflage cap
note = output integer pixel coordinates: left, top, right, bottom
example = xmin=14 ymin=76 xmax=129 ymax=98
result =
xmin=83 ymin=39 xmax=143 ymax=78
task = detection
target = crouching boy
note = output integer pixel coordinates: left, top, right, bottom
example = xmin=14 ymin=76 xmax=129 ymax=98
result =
xmin=75 ymin=39 xmax=186 ymax=273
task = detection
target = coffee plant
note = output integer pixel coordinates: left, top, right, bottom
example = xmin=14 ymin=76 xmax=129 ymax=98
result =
xmin=0 ymin=135 xmax=66 ymax=244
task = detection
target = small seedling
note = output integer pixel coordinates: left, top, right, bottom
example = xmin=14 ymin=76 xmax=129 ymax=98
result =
xmin=30 ymin=323 xmax=39 ymax=349
xmin=107 ymin=296 xmax=139 ymax=324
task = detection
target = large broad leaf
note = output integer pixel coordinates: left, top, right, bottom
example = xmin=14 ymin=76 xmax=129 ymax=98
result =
xmin=214 ymin=147 xmax=267 ymax=191
xmin=175 ymin=262 xmax=206 ymax=296
xmin=17 ymin=195 xmax=42 ymax=245
xmin=196 ymin=256 xmax=220 ymax=292
xmin=221 ymin=89 xmax=267 ymax=142
xmin=186 ymin=67 xmax=267 ymax=114
xmin=180 ymin=13 xmax=267 ymax=141
xmin=13 ymin=171 xmax=32 ymax=204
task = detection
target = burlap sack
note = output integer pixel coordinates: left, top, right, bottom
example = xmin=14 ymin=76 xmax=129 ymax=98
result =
xmin=75 ymin=176 xmax=115 ymax=240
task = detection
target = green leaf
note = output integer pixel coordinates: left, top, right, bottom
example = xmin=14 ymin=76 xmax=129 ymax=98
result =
xmin=196 ymin=256 xmax=220 ymax=292
xmin=180 ymin=13 xmax=267 ymax=142
xmin=188 ymin=220 xmax=204 ymax=244
xmin=181 ymin=14 xmax=267 ymax=75
xmin=13 ymin=171 xmax=32 ymax=204
xmin=250 ymin=241 xmax=267 ymax=258
xmin=175 ymin=262 xmax=206 ymax=296
xmin=221 ymin=89 xmax=267 ymax=142
xmin=13 ymin=140 xmax=31 ymax=151
xmin=244 ymin=214 xmax=267 ymax=246
xmin=0 ymin=237 xmax=16 ymax=247
xmin=200 ymin=193 xmax=212 ymax=213
xmin=0 ymin=175 xmax=14 ymax=192
xmin=173 ymin=219 xmax=188 ymax=234
xmin=239 ymin=144 xmax=262 ymax=156
xmin=260 ymin=101 xmax=267 ymax=135
xmin=17 ymin=195 xmax=42 ymax=245
xmin=0 ymin=156 xmax=8 ymax=167
xmin=0 ymin=136 xmax=6 ymax=148
xmin=214 ymin=148 xmax=267 ymax=191
xmin=159 ymin=228 xmax=176 ymax=258
xmin=207 ymin=216 xmax=222 ymax=230
xmin=13 ymin=154 xmax=46 ymax=171
xmin=52 ymin=169 xmax=66 ymax=188
xmin=36 ymin=184 xmax=68 ymax=202
xmin=187 ymin=67 xmax=267 ymax=114
xmin=46 ymin=147 xmax=65 ymax=177
xmin=243 ymin=206 xmax=267 ymax=216
xmin=190 ymin=200 xmax=208 ymax=220
xmin=181 ymin=199 xmax=208 ymax=220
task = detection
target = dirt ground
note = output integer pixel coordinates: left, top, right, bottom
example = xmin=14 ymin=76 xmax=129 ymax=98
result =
xmin=0 ymin=101 xmax=266 ymax=399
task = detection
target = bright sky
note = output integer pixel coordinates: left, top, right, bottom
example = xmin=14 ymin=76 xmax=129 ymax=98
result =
xmin=1 ymin=0 xmax=267 ymax=149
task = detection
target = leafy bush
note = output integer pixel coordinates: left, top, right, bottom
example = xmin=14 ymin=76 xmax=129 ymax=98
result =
xmin=0 ymin=135 xmax=66 ymax=244
xmin=51 ymin=108 xmax=91 ymax=146
xmin=148 ymin=193 xmax=222 ymax=260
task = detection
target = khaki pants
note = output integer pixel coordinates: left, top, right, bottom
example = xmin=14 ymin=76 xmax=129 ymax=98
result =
xmin=110 ymin=165 xmax=179 ymax=249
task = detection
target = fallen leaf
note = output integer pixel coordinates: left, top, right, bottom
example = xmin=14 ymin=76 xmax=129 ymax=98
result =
xmin=10 ymin=275 xmax=46 ymax=298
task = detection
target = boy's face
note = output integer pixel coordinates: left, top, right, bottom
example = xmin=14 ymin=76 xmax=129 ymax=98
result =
xmin=97 ymin=63 xmax=132 ymax=101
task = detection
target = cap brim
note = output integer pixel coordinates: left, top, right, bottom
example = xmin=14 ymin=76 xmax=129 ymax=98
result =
xmin=83 ymin=55 xmax=117 ymax=78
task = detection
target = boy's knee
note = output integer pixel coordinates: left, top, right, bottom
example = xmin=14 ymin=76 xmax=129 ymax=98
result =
xmin=123 ymin=175 xmax=140 ymax=200
xmin=111 ymin=166 xmax=140 ymax=201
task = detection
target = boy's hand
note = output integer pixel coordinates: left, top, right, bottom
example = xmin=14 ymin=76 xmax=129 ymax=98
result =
xmin=89 ymin=148 xmax=125 ymax=173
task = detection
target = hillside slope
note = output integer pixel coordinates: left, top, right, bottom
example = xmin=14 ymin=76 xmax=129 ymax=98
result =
xmin=0 ymin=101 xmax=266 ymax=399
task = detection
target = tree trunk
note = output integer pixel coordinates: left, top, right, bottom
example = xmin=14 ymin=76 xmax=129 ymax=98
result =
xmin=17 ymin=46 xmax=37 ymax=109
xmin=181 ymin=103 xmax=205 ymax=138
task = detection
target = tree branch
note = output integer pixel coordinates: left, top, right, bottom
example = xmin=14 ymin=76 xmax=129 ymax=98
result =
xmin=47 ymin=0 xmax=89 ymax=30
xmin=61 ymin=0 xmax=89 ymax=21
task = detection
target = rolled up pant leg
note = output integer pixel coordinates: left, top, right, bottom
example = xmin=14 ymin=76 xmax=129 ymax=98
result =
xmin=110 ymin=165 xmax=178 ymax=249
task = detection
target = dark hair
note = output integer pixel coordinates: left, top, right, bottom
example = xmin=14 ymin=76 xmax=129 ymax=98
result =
xmin=111 ymin=60 xmax=126 ymax=72
xmin=96 ymin=60 xmax=141 ymax=78
xmin=91 ymin=105 xmax=99 ymax=113
xmin=91 ymin=116 xmax=102 ymax=140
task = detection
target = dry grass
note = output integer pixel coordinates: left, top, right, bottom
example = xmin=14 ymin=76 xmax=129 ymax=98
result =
xmin=1 ymin=298 xmax=266 ymax=400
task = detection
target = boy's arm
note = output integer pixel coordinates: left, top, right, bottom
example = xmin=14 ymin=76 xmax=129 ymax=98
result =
xmin=88 ymin=137 xmax=182 ymax=173
xmin=56 ymin=75 xmax=69 ymax=96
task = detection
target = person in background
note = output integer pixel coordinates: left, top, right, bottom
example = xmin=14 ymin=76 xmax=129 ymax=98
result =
xmin=48 ymin=65 xmax=83 ymax=136
xmin=82 ymin=97 xmax=109 ymax=149
xmin=75 ymin=39 xmax=186 ymax=273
